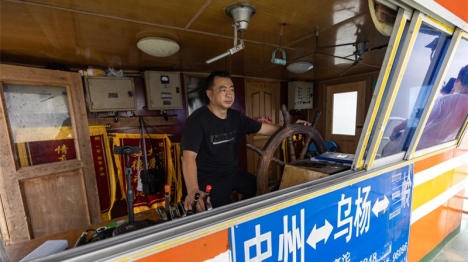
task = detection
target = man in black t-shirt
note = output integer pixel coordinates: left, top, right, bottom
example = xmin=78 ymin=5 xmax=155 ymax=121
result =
xmin=181 ymin=71 xmax=311 ymax=212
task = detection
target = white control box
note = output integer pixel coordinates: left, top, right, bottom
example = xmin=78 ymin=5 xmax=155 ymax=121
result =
xmin=288 ymin=81 xmax=313 ymax=109
xmin=84 ymin=77 xmax=137 ymax=112
xmin=144 ymin=71 xmax=183 ymax=110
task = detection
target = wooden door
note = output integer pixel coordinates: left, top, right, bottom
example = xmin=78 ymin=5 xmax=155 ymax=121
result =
xmin=245 ymin=81 xmax=280 ymax=184
xmin=325 ymin=81 xmax=367 ymax=154
xmin=0 ymin=64 xmax=100 ymax=244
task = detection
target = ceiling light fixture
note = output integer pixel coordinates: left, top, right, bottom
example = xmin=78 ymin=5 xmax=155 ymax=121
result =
xmin=137 ymin=37 xmax=180 ymax=57
xmin=286 ymin=62 xmax=313 ymax=74
xmin=205 ymin=3 xmax=256 ymax=64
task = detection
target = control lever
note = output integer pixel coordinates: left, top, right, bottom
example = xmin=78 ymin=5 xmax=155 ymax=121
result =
xmin=187 ymin=193 xmax=200 ymax=215
xmin=170 ymin=202 xmax=181 ymax=219
xmin=203 ymin=185 xmax=213 ymax=211
xmin=156 ymin=206 xmax=168 ymax=221
xmin=192 ymin=193 xmax=200 ymax=211
xmin=164 ymin=184 xmax=175 ymax=220
xmin=177 ymin=202 xmax=186 ymax=217
xmin=164 ymin=185 xmax=170 ymax=208
xmin=162 ymin=184 xmax=184 ymax=220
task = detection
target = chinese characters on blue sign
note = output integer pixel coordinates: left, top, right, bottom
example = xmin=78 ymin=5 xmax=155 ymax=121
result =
xmin=229 ymin=164 xmax=413 ymax=262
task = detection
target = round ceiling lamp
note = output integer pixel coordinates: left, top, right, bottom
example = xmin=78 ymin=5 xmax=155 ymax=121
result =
xmin=286 ymin=62 xmax=313 ymax=74
xmin=137 ymin=37 xmax=180 ymax=57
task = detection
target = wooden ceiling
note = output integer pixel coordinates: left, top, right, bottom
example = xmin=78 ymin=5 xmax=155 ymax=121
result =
xmin=0 ymin=0 xmax=395 ymax=81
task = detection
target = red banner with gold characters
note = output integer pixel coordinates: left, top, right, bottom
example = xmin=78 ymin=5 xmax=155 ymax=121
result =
xmin=112 ymin=133 xmax=175 ymax=214
xmin=16 ymin=126 xmax=117 ymax=221
xmin=14 ymin=126 xmax=181 ymax=218
xmin=90 ymin=135 xmax=113 ymax=214
xmin=18 ymin=139 xmax=77 ymax=166
xmin=89 ymin=126 xmax=118 ymax=221
xmin=171 ymin=143 xmax=183 ymax=205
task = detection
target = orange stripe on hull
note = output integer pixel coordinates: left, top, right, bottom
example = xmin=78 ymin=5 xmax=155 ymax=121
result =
xmin=408 ymin=189 xmax=465 ymax=262
xmin=435 ymin=0 xmax=468 ymax=23
xmin=137 ymin=230 xmax=229 ymax=262
xmin=414 ymin=149 xmax=454 ymax=173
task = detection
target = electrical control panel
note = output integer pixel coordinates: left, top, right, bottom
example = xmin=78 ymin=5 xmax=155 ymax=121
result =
xmin=144 ymin=71 xmax=182 ymax=110
xmin=288 ymin=81 xmax=313 ymax=110
xmin=84 ymin=77 xmax=137 ymax=112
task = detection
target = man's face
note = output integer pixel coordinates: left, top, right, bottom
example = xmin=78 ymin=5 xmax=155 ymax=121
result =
xmin=207 ymin=76 xmax=235 ymax=109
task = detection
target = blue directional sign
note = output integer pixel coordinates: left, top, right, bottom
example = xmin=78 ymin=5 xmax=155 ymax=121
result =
xmin=229 ymin=164 xmax=413 ymax=262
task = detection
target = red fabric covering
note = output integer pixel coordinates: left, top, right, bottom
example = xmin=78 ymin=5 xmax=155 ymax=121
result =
xmin=114 ymin=136 xmax=170 ymax=209
xmin=21 ymin=139 xmax=76 ymax=165
xmin=90 ymin=135 xmax=112 ymax=213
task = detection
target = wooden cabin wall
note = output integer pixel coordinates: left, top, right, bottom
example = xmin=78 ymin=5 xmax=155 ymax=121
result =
xmin=85 ymin=74 xmax=300 ymax=173
xmin=92 ymin=73 xmax=252 ymax=217
xmin=8 ymin=65 xmax=376 ymax=171
xmin=89 ymin=71 xmax=379 ymax=218
xmin=87 ymin=75 xmax=188 ymax=142
xmin=87 ymin=74 xmax=248 ymax=163
xmin=96 ymin=74 xmax=307 ymax=217
xmin=313 ymin=72 xmax=379 ymax=142
xmin=1 ymin=64 xmax=376 ymax=220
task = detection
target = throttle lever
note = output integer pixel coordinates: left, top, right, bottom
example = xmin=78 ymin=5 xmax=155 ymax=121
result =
xmin=164 ymin=185 xmax=174 ymax=220
xmin=187 ymin=193 xmax=200 ymax=215
xmin=177 ymin=202 xmax=186 ymax=217
xmin=203 ymin=185 xmax=213 ymax=211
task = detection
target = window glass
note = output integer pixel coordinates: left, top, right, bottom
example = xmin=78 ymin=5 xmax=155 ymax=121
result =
xmin=363 ymin=22 xmax=409 ymax=160
xmin=416 ymin=37 xmax=468 ymax=150
xmin=3 ymin=84 xmax=76 ymax=167
xmin=377 ymin=23 xmax=451 ymax=158
xmin=332 ymin=91 xmax=357 ymax=135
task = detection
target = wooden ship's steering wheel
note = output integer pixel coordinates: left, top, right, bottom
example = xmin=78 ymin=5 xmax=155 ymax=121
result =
xmin=247 ymin=105 xmax=327 ymax=195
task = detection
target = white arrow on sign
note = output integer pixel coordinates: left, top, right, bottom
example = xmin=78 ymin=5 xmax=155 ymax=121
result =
xmin=306 ymin=220 xmax=333 ymax=249
xmin=372 ymin=195 xmax=389 ymax=217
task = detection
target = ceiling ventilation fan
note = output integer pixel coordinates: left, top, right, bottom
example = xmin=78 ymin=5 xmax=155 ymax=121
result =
xmin=314 ymin=31 xmax=387 ymax=77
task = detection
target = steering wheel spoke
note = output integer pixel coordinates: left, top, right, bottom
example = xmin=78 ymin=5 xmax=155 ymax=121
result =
xmin=246 ymin=105 xmax=327 ymax=195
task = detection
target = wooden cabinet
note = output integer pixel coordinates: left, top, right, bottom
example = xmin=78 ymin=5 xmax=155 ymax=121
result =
xmin=0 ymin=64 xmax=100 ymax=245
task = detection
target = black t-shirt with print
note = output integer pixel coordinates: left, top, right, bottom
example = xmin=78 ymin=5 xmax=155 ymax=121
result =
xmin=181 ymin=106 xmax=261 ymax=182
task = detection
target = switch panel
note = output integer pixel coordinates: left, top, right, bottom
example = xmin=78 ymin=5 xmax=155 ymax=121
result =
xmin=288 ymin=81 xmax=313 ymax=110
xmin=84 ymin=77 xmax=137 ymax=112
xmin=144 ymin=71 xmax=182 ymax=110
